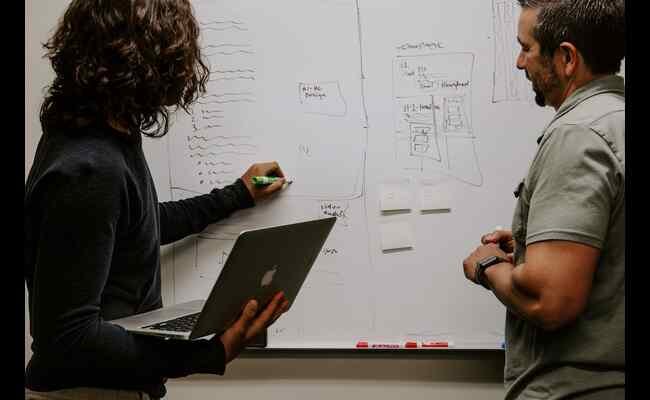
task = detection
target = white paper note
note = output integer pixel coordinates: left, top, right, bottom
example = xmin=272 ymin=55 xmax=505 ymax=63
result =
xmin=379 ymin=182 xmax=412 ymax=211
xmin=420 ymin=185 xmax=452 ymax=211
xmin=379 ymin=222 xmax=414 ymax=251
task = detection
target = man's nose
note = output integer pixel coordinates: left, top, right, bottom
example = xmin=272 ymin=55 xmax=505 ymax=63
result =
xmin=516 ymin=52 xmax=525 ymax=70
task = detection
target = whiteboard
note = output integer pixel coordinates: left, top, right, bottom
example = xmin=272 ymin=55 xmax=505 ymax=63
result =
xmin=30 ymin=0 xmax=618 ymax=350
xmin=144 ymin=0 xmax=563 ymax=350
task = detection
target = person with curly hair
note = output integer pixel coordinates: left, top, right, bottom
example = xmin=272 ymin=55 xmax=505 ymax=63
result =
xmin=25 ymin=1 xmax=290 ymax=399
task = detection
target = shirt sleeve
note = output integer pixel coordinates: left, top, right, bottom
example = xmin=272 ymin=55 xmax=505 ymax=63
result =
xmin=525 ymin=124 xmax=623 ymax=249
xmin=27 ymin=165 xmax=226 ymax=388
xmin=159 ymin=179 xmax=255 ymax=245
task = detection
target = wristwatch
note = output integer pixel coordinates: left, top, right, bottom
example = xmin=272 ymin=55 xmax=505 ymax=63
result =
xmin=475 ymin=255 xmax=507 ymax=290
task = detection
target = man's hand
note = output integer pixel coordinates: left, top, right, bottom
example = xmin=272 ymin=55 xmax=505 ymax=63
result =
xmin=219 ymin=291 xmax=290 ymax=364
xmin=481 ymin=228 xmax=515 ymax=262
xmin=462 ymin=243 xmax=509 ymax=285
xmin=240 ymin=161 xmax=287 ymax=202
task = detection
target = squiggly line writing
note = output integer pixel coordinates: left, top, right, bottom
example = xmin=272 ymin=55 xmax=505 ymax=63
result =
xmin=188 ymin=143 xmax=257 ymax=150
xmin=200 ymin=161 xmax=233 ymax=166
xmin=209 ymin=76 xmax=256 ymax=81
xmin=198 ymin=99 xmax=255 ymax=105
xmin=206 ymin=50 xmax=254 ymax=56
xmin=190 ymin=151 xmax=256 ymax=158
xmin=200 ymin=110 xmax=224 ymax=115
xmin=203 ymin=44 xmax=251 ymax=49
xmin=194 ymin=123 xmax=223 ymax=130
xmin=210 ymin=69 xmax=256 ymax=74
xmin=202 ymin=92 xmax=254 ymax=98
xmin=203 ymin=26 xmax=248 ymax=32
xmin=206 ymin=179 xmax=235 ymax=185
xmin=200 ymin=20 xmax=245 ymax=26
xmin=190 ymin=135 xmax=253 ymax=141
xmin=205 ymin=170 xmax=236 ymax=175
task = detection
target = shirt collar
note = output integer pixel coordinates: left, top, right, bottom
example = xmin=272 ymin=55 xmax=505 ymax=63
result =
xmin=536 ymin=75 xmax=625 ymax=145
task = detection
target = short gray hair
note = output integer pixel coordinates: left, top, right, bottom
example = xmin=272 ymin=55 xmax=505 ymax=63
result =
xmin=517 ymin=0 xmax=625 ymax=74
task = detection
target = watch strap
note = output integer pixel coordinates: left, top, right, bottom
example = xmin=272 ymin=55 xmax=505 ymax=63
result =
xmin=475 ymin=255 xmax=507 ymax=290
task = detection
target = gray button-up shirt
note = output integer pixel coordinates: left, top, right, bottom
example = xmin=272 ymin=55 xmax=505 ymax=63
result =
xmin=505 ymin=75 xmax=625 ymax=399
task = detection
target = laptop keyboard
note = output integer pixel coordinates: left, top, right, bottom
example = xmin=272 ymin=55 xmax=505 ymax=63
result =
xmin=142 ymin=312 xmax=201 ymax=332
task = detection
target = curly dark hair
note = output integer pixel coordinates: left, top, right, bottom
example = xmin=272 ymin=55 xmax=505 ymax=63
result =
xmin=40 ymin=0 xmax=210 ymax=137
xmin=517 ymin=0 xmax=625 ymax=75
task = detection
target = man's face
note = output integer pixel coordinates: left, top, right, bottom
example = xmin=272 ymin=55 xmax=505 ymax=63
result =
xmin=516 ymin=8 xmax=561 ymax=107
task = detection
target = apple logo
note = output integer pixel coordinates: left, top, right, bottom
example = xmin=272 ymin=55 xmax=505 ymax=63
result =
xmin=261 ymin=265 xmax=278 ymax=287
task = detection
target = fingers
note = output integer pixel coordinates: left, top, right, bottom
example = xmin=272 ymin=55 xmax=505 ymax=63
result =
xmin=252 ymin=161 xmax=284 ymax=178
xmin=245 ymin=292 xmax=286 ymax=341
xmin=261 ymin=177 xmax=287 ymax=196
xmin=244 ymin=299 xmax=259 ymax=319
xmin=220 ymin=299 xmax=259 ymax=363
xmin=262 ymin=161 xmax=285 ymax=178
xmin=462 ymin=257 xmax=474 ymax=281
xmin=232 ymin=299 xmax=258 ymax=334
xmin=241 ymin=161 xmax=288 ymax=201
xmin=481 ymin=232 xmax=498 ymax=244
xmin=269 ymin=300 xmax=290 ymax=325
xmin=481 ymin=229 xmax=512 ymax=245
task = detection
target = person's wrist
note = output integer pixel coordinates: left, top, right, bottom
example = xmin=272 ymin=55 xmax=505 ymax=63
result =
xmin=475 ymin=255 xmax=507 ymax=290
xmin=234 ymin=178 xmax=256 ymax=207
xmin=475 ymin=261 xmax=489 ymax=289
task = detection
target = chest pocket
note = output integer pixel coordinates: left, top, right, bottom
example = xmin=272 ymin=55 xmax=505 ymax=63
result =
xmin=512 ymin=179 xmax=529 ymax=265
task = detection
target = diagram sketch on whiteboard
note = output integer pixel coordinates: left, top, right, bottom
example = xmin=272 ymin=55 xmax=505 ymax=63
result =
xmin=492 ymin=0 xmax=531 ymax=103
xmin=393 ymin=52 xmax=483 ymax=186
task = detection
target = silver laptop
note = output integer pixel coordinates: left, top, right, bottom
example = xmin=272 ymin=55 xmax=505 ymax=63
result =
xmin=110 ymin=216 xmax=336 ymax=340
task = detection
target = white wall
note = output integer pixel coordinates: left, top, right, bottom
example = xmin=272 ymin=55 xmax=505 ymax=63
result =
xmin=25 ymin=1 xmax=505 ymax=398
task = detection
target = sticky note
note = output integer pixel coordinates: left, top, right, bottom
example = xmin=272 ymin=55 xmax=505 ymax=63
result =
xmin=379 ymin=222 xmax=414 ymax=251
xmin=419 ymin=185 xmax=452 ymax=211
xmin=379 ymin=182 xmax=412 ymax=211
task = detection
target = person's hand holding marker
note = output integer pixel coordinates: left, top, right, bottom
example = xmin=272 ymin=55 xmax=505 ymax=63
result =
xmin=240 ymin=161 xmax=290 ymax=202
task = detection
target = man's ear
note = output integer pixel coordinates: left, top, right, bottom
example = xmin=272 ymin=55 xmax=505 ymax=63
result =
xmin=556 ymin=42 xmax=579 ymax=78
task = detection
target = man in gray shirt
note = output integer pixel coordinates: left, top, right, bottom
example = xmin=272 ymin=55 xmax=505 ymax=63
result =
xmin=462 ymin=1 xmax=625 ymax=399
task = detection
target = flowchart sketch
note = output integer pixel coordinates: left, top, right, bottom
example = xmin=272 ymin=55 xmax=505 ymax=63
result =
xmin=492 ymin=0 xmax=531 ymax=103
xmin=168 ymin=0 xmax=367 ymax=200
xmin=393 ymin=52 xmax=482 ymax=186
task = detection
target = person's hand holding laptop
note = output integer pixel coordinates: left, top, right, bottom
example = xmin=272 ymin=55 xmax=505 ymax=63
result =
xmin=219 ymin=291 xmax=290 ymax=362
xmin=110 ymin=217 xmax=336 ymax=361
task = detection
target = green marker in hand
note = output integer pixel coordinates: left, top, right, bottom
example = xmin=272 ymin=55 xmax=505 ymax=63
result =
xmin=251 ymin=176 xmax=293 ymax=186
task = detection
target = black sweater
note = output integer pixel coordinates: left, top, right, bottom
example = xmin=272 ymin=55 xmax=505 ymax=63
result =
xmin=24 ymin=124 xmax=254 ymax=398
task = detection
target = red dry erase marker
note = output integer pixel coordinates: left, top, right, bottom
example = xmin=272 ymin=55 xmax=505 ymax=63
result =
xmin=405 ymin=341 xmax=418 ymax=349
xmin=370 ymin=343 xmax=401 ymax=349
xmin=421 ymin=341 xmax=453 ymax=348
xmin=356 ymin=341 xmax=369 ymax=348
